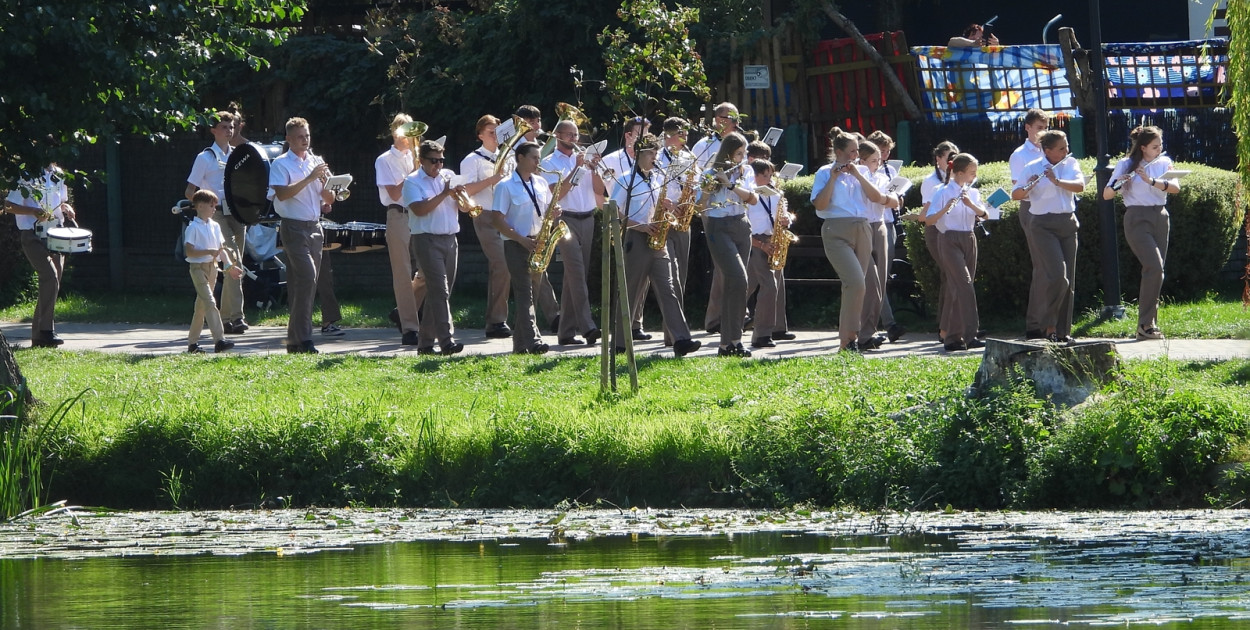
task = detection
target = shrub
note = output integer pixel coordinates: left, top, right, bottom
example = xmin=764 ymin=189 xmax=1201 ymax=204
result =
xmin=782 ymin=159 xmax=1244 ymax=320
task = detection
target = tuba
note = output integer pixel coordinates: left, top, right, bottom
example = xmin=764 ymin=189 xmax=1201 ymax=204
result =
xmin=529 ymin=169 xmax=571 ymax=273
xmin=494 ymin=115 xmax=534 ymax=177
xmin=398 ymin=120 xmax=428 ymax=174
xmin=766 ymin=192 xmax=799 ymax=271
xmin=541 ymin=102 xmax=591 ymax=159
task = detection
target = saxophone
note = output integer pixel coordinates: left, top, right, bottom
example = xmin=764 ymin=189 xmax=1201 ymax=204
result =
xmin=647 ymin=170 xmax=678 ymax=250
xmin=672 ymin=166 xmax=699 ymax=232
xmin=767 ymin=192 xmax=799 ymax=271
xmin=529 ymin=170 xmax=571 ymax=273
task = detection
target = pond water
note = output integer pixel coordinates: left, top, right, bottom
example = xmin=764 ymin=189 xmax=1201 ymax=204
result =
xmin=3 ymin=509 xmax=1250 ymax=628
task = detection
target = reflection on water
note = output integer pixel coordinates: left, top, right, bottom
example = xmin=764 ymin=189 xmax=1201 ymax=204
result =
xmin=4 ymin=518 xmax=1250 ymax=628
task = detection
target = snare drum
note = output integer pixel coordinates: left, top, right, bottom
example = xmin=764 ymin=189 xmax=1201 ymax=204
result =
xmin=340 ymin=221 xmax=387 ymax=253
xmin=320 ymin=221 xmax=345 ymax=252
xmin=45 ymin=227 xmax=93 ymax=253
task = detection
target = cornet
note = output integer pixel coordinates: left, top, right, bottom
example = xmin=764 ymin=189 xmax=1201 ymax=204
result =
xmin=442 ymin=173 xmax=482 ymax=217
xmin=310 ymin=152 xmax=352 ymax=201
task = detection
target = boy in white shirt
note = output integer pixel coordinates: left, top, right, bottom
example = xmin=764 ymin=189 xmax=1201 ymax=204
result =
xmin=183 ymin=190 xmax=242 ymax=353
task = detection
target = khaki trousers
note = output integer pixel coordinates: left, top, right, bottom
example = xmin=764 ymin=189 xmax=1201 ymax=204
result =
xmin=937 ymin=230 xmax=979 ymax=344
xmin=473 ymin=213 xmax=511 ymax=327
xmin=213 ymin=209 xmax=247 ymax=323
xmin=19 ymin=230 xmax=62 ymax=337
xmin=411 ymin=233 xmax=459 ymax=346
xmin=616 ymin=231 xmax=692 ymax=343
xmin=1124 ymin=205 xmax=1169 ymax=331
xmin=279 ymin=219 xmax=323 ymax=346
xmin=821 ymin=217 xmax=873 ymax=346
xmin=704 ymin=215 xmax=752 ymax=346
xmin=386 ymin=206 xmax=425 ymax=334
xmin=879 ymin=220 xmax=897 ymax=327
xmin=860 ymin=220 xmax=889 ymax=341
xmin=1031 ymin=212 xmax=1079 ymax=336
xmin=188 ymin=262 xmax=225 ymax=344
xmin=558 ymin=213 xmax=597 ymax=339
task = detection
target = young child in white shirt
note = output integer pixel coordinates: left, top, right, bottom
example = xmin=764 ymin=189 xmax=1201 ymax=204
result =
xmin=183 ymin=190 xmax=243 ymax=353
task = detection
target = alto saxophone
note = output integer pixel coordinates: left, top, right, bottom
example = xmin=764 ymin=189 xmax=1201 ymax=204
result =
xmin=647 ymin=170 xmax=678 ymax=250
xmin=529 ymin=171 xmax=571 ymax=273
xmin=767 ymin=193 xmax=799 ymax=271
xmin=672 ymin=166 xmax=699 ymax=233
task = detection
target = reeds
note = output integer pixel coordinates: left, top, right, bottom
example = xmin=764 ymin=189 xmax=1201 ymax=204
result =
xmin=1 ymin=390 xmax=85 ymax=521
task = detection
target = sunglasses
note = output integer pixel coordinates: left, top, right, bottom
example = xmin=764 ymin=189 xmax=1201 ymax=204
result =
xmin=424 ymin=157 xmax=445 ymax=164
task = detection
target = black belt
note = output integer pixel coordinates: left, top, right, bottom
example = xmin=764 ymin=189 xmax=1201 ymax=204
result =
xmin=387 ymin=204 xmax=406 ymax=212
xmin=563 ymin=211 xmax=595 ymax=219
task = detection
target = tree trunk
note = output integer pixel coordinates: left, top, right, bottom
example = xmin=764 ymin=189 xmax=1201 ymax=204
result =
xmin=0 ymin=331 xmax=34 ymax=415
xmin=821 ymin=4 xmax=923 ymax=120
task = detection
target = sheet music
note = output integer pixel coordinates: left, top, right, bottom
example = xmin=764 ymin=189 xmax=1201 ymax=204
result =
xmin=496 ymin=119 xmax=518 ymax=146
xmin=763 ymin=127 xmax=783 ymax=147
xmin=777 ymin=162 xmax=804 ymax=180
xmin=886 ymin=175 xmax=913 ymax=196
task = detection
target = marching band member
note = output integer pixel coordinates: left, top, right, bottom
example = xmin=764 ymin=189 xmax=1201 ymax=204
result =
xmin=602 ymin=116 xmax=652 ymax=339
xmin=376 ymin=113 xmax=425 ymax=346
xmin=744 ymin=160 xmax=790 ymax=349
xmin=1102 ymin=125 xmax=1176 ymax=341
xmin=810 ymin=127 xmax=890 ymax=352
xmin=182 ymin=189 xmax=241 ymax=354
xmin=184 ymin=111 xmax=249 ymax=335
xmin=921 ymin=141 xmax=959 ymax=343
xmin=461 ymin=115 xmax=514 ymax=339
xmin=610 ymin=133 xmax=702 ymax=358
xmin=542 ymin=119 xmax=603 ymax=346
xmin=269 ymin=117 xmax=333 ymax=354
xmin=866 ymin=130 xmax=906 ymax=343
xmin=488 ymin=142 xmax=556 ymax=355
xmin=4 ymin=165 xmax=74 ymax=348
xmin=1010 ymin=109 xmax=1051 ymax=339
xmin=403 ymin=140 xmax=466 ymax=355
xmin=1012 ymin=130 xmax=1086 ymax=345
xmin=691 ymin=102 xmax=739 ymax=169
xmin=857 ymin=141 xmax=902 ymax=350
xmin=514 ymin=105 xmax=561 ymax=333
xmin=925 ymin=153 xmax=988 ymax=351
xmin=699 ymin=131 xmax=758 ymax=357
xmin=656 ymin=116 xmax=698 ymax=346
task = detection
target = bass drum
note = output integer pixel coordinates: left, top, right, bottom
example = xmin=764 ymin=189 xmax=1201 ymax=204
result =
xmin=224 ymin=142 xmax=284 ymax=225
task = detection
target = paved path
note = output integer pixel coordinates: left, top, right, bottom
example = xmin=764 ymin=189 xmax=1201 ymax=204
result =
xmin=3 ymin=322 xmax=1247 ymax=361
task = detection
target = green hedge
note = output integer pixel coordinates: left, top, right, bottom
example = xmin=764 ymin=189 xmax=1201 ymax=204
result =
xmin=780 ymin=159 xmax=1245 ymax=318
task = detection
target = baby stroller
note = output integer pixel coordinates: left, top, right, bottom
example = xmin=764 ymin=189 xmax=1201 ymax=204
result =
xmin=243 ymin=223 xmax=287 ymax=311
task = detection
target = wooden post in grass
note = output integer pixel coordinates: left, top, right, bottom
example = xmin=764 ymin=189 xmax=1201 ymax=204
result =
xmin=598 ymin=200 xmax=639 ymax=393
xmin=0 ymin=331 xmax=34 ymax=416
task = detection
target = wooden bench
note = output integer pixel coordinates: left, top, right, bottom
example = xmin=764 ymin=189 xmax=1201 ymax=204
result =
xmin=782 ymin=235 xmax=927 ymax=316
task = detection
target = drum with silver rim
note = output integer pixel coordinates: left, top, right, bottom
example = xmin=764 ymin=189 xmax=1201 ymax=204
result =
xmin=45 ymin=227 xmax=93 ymax=253
xmin=340 ymin=221 xmax=387 ymax=253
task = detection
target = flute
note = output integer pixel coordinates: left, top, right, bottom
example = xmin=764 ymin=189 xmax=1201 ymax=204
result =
xmin=1109 ymin=152 xmax=1167 ymax=191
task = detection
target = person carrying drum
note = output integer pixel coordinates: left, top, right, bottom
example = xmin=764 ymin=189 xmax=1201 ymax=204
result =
xmin=4 ymin=165 xmax=75 ymax=348
xmin=185 ymin=110 xmax=250 ymax=335
xmin=182 ymin=190 xmax=242 ymax=353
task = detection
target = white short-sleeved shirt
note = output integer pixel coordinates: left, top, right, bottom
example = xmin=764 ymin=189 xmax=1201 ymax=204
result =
xmin=930 ymin=182 xmax=983 ymax=233
xmin=375 ymin=146 xmax=413 ymax=207
xmin=268 ymin=151 xmax=324 ymax=221
xmin=657 ymin=147 xmax=698 ymax=200
xmin=699 ymin=165 xmax=752 ymax=218
xmin=746 ymin=186 xmax=782 ymax=235
xmin=186 ymin=143 xmax=231 ymax=205
xmin=1108 ymin=155 xmax=1174 ymax=207
xmin=6 ymin=170 xmax=67 ymax=231
xmin=601 ymin=149 xmax=636 ymax=196
xmin=610 ymin=170 xmax=663 ymax=225
xmin=810 ymin=164 xmax=871 ymax=220
xmin=690 ymin=135 xmax=721 ymax=170
xmin=1018 ymin=157 xmax=1085 ymax=215
xmin=920 ymin=170 xmax=945 ymax=219
xmin=541 ymin=150 xmax=596 ymax=213
xmin=491 ymin=171 xmax=550 ymax=238
xmin=460 ymin=147 xmax=513 ymax=211
xmin=863 ymin=169 xmax=892 ymax=223
xmin=184 ymin=216 xmax=227 ymax=263
xmin=402 ymin=168 xmax=461 ymax=235
xmin=1008 ymin=140 xmax=1044 ymax=186
xmin=879 ymin=163 xmax=901 ymax=224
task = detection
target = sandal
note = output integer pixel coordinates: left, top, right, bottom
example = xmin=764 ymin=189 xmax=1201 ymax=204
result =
xmin=1136 ymin=326 xmax=1164 ymax=340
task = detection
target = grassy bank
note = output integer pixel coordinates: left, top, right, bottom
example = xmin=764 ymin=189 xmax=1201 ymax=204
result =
xmin=12 ymin=349 xmax=1250 ymax=512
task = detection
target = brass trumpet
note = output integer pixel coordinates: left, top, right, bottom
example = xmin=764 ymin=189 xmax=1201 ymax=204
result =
xmin=442 ymin=173 xmax=482 ymax=218
xmin=310 ymin=151 xmax=352 ymax=201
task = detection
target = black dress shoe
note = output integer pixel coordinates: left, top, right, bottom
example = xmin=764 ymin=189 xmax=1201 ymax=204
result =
xmin=613 ymin=346 xmax=627 ymax=355
xmin=632 ymin=328 xmax=652 ymax=341
xmin=401 ymin=331 xmax=421 ymax=346
xmin=439 ymin=341 xmax=464 ymax=355
xmin=485 ymin=323 xmax=512 ymax=338
xmin=547 ymin=315 xmax=560 ymax=335
xmin=887 ymin=323 xmax=907 ymax=343
xmin=224 ymin=320 xmax=248 ymax=335
xmin=772 ymin=331 xmax=797 ymax=341
xmin=186 ymin=344 xmax=204 ymax=354
xmin=584 ymin=329 xmax=601 ymax=345
xmin=841 ymin=340 xmax=861 ymax=353
xmin=705 ymin=324 xmax=720 ymax=335
xmin=286 ymin=341 xmax=319 ymax=354
xmin=417 ymin=346 xmax=437 ymax=355
xmin=214 ymin=339 xmax=235 ymax=353
xmin=943 ymin=340 xmax=968 ymax=352
xmin=743 ymin=315 xmax=754 ymax=330
xmin=860 ymin=336 xmax=883 ymax=350
xmin=529 ymin=342 xmax=550 ymax=355
xmin=32 ymin=331 xmax=64 ymax=348
xmin=388 ymin=308 xmax=402 ymax=332
xmin=717 ymin=344 xmax=750 ymax=358
xmin=1046 ymin=332 xmax=1075 ymax=345
xmin=673 ymin=338 xmax=702 ymax=357
xmin=751 ymin=337 xmax=775 ymax=348
xmin=558 ymin=336 xmax=584 ymax=346
xmin=966 ymin=339 xmax=986 ymax=349
xmin=1025 ymin=329 xmax=1046 ymax=340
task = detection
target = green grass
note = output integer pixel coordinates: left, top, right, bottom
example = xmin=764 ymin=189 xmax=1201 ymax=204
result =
xmin=11 ymin=348 xmax=1250 ymax=511
xmin=1074 ymin=292 xmax=1250 ymax=339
